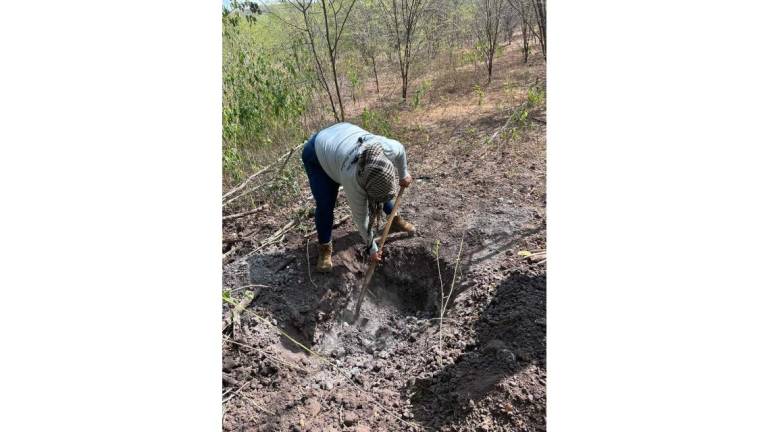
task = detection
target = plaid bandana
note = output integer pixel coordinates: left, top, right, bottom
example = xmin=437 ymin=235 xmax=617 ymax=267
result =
xmin=357 ymin=142 xmax=397 ymax=203
xmin=357 ymin=142 xmax=397 ymax=246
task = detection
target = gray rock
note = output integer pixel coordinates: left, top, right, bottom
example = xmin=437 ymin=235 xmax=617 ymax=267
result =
xmin=343 ymin=412 xmax=358 ymax=426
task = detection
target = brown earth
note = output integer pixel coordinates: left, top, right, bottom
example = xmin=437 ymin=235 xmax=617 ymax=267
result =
xmin=222 ymin=44 xmax=546 ymax=431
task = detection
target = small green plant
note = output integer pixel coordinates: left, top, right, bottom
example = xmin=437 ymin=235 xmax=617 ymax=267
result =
xmin=473 ymin=84 xmax=485 ymax=106
xmin=511 ymin=107 xmax=529 ymax=125
xmin=223 ymin=144 xmax=245 ymax=183
xmin=412 ymin=79 xmax=432 ymax=109
xmin=460 ymin=50 xmax=478 ymax=67
xmin=527 ymin=86 xmax=545 ymax=106
xmin=361 ymin=108 xmax=393 ymax=137
xmin=348 ymin=69 xmax=361 ymax=104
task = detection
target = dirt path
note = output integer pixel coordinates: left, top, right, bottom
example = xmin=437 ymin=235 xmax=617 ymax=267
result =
xmin=222 ymin=46 xmax=546 ymax=431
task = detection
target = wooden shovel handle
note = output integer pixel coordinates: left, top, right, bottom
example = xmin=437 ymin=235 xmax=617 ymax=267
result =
xmin=353 ymin=187 xmax=406 ymax=319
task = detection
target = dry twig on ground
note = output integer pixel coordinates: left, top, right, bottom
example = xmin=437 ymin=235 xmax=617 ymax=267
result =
xmin=228 ymin=284 xmax=270 ymax=293
xmin=222 ymin=142 xmax=303 ymax=201
xmin=303 ymin=214 xmax=350 ymax=238
xmin=222 ymin=379 xmax=250 ymax=405
xmin=222 ymin=290 xmax=258 ymax=341
xmin=223 ymin=204 xmax=268 ymax=221
xmin=433 ymin=240 xmax=446 ymax=357
xmin=223 ymin=143 xmax=303 ymax=208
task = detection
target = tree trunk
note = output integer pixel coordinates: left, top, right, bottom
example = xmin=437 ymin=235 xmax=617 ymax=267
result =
xmin=401 ymin=71 xmax=408 ymax=99
xmin=320 ymin=0 xmax=346 ymax=121
xmin=330 ymin=56 xmax=345 ymax=120
xmin=372 ymin=55 xmax=380 ymax=94
xmin=301 ymin=8 xmax=339 ymax=122
xmin=487 ymin=55 xmax=493 ymax=83
xmin=534 ymin=0 xmax=546 ymax=59
xmin=522 ymin=21 xmax=529 ymax=63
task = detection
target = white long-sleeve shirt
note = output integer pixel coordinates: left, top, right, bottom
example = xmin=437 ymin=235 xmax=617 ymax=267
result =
xmin=314 ymin=122 xmax=409 ymax=252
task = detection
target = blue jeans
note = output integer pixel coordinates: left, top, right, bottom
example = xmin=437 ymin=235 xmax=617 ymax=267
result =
xmin=302 ymin=133 xmax=393 ymax=243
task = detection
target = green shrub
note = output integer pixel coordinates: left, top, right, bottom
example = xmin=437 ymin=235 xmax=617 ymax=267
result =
xmin=412 ymin=79 xmax=432 ymax=109
xmin=222 ymin=15 xmax=314 ymax=188
xmin=527 ymin=86 xmax=545 ymax=106
xmin=473 ymin=84 xmax=485 ymax=106
xmin=361 ymin=108 xmax=393 ymax=137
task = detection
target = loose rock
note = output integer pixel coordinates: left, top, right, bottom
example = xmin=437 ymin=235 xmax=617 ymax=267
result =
xmin=343 ymin=412 xmax=358 ymax=426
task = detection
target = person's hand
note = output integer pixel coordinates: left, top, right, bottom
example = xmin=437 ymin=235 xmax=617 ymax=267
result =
xmin=400 ymin=175 xmax=413 ymax=188
xmin=370 ymin=250 xmax=383 ymax=263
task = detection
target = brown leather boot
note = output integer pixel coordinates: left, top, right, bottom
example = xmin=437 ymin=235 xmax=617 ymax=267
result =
xmin=316 ymin=242 xmax=333 ymax=272
xmin=389 ymin=215 xmax=416 ymax=234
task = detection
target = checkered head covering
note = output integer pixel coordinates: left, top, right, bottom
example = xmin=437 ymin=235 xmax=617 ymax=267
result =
xmin=357 ymin=142 xmax=397 ymax=203
xmin=357 ymin=142 xmax=398 ymax=245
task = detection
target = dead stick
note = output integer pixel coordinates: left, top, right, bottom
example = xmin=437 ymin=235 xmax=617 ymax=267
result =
xmin=232 ymin=290 xmax=256 ymax=342
xmin=222 ymin=142 xmax=303 ymax=200
xmin=353 ymin=187 xmax=406 ymax=320
xmin=222 ymin=166 xmax=270 ymax=200
xmin=223 ymin=289 xmax=258 ymax=333
xmin=223 ymin=144 xmax=302 ymax=207
xmin=303 ymin=215 xmax=351 ymax=238
xmin=222 ymin=379 xmax=250 ymax=405
xmin=223 ymin=204 xmax=268 ymax=221
xmin=222 ymin=244 xmax=243 ymax=263
xmin=244 ymin=396 xmax=275 ymax=416
xmin=228 ymin=284 xmax=269 ymax=293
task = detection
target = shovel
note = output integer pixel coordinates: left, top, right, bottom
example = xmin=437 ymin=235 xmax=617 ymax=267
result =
xmin=353 ymin=186 xmax=406 ymax=321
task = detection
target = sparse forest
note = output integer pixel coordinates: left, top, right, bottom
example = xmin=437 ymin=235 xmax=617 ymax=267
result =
xmin=222 ymin=0 xmax=546 ymax=429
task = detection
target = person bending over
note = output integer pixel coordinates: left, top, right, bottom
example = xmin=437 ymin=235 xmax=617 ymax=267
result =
xmin=301 ymin=122 xmax=415 ymax=272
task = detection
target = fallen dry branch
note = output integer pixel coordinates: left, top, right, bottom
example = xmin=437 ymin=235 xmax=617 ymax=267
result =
xmin=222 ymin=379 xmax=250 ymax=405
xmin=222 ymin=244 xmax=243 ymax=263
xmin=525 ymin=250 xmax=547 ymax=262
xmin=244 ymin=396 xmax=275 ymax=416
xmin=222 ymin=166 xmax=271 ymax=201
xmin=223 ymin=337 xmax=310 ymax=374
xmin=306 ymin=236 xmax=318 ymax=289
xmin=232 ymin=290 xmax=256 ymax=342
xmin=223 ymin=216 xmax=302 ymax=264
xmin=222 ymin=290 xmax=258 ymax=340
xmin=303 ymin=215 xmax=351 ymax=238
xmin=229 ymin=284 xmax=270 ymax=293
xmin=222 ymin=142 xmax=303 ymax=201
xmin=223 ymin=143 xmax=303 ymax=208
xmin=250 ymin=219 xmax=299 ymax=254
xmin=441 ymin=232 xmax=465 ymax=324
xmin=434 ymin=240 xmax=446 ymax=357
xmin=223 ymin=233 xmax=241 ymax=244
xmin=223 ymin=204 xmax=268 ymax=222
